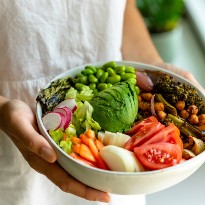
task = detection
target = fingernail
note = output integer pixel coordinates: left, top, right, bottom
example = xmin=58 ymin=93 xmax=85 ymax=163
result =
xmin=40 ymin=147 xmax=56 ymax=162
xmin=96 ymin=195 xmax=110 ymax=203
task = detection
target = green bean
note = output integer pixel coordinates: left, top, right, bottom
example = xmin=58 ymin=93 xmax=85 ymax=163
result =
xmin=85 ymin=65 xmax=97 ymax=74
xmin=115 ymin=65 xmax=125 ymax=74
xmin=126 ymin=78 xmax=137 ymax=85
xmin=134 ymin=86 xmax=141 ymax=95
xmin=125 ymin=66 xmax=135 ymax=73
xmin=88 ymin=74 xmax=98 ymax=83
xmin=121 ymin=73 xmax=136 ymax=81
xmin=96 ymin=69 xmax=104 ymax=79
xmin=76 ymin=73 xmax=83 ymax=78
xmin=93 ymin=88 xmax=99 ymax=95
xmin=106 ymin=75 xmax=121 ymax=84
xmin=99 ymin=72 xmax=108 ymax=83
xmin=101 ymin=61 xmax=117 ymax=70
xmin=79 ymin=76 xmax=89 ymax=85
xmin=107 ymin=67 xmax=116 ymax=76
xmin=107 ymin=83 xmax=113 ymax=88
xmin=75 ymin=83 xmax=86 ymax=91
xmin=98 ymin=83 xmax=108 ymax=91
xmin=89 ymin=83 xmax=97 ymax=90
xmin=81 ymin=69 xmax=94 ymax=76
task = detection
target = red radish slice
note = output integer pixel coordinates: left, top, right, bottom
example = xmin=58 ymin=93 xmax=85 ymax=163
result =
xmin=53 ymin=106 xmax=72 ymax=129
xmin=57 ymin=98 xmax=77 ymax=112
xmin=42 ymin=112 xmax=64 ymax=130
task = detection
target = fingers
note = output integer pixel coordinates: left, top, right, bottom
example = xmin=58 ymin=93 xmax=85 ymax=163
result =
xmin=10 ymin=112 xmax=57 ymax=163
xmin=26 ymin=152 xmax=110 ymax=203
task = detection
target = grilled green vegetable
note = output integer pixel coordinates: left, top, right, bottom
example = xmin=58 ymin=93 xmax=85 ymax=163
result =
xmin=155 ymin=75 xmax=204 ymax=113
xmin=36 ymin=76 xmax=74 ymax=114
xmin=155 ymin=93 xmax=177 ymax=116
xmin=167 ymin=114 xmax=205 ymax=142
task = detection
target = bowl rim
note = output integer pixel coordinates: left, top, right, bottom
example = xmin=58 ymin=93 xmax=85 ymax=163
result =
xmin=36 ymin=60 xmax=205 ymax=176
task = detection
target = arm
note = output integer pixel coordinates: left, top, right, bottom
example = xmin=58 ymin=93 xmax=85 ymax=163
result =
xmin=122 ymin=0 xmax=205 ymax=92
xmin=0 ymin=97 xmax=110 ymax=202
xmin=122 ymin=0 xmax=163 ymax=64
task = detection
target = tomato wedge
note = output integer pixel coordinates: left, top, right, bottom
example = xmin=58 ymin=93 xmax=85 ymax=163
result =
xmin=134 ymin=142 xmax=182 ymax=170
xmin=124 ymin=119 xmax=164 ymax=151
xmin=126 ymin=116 xmax=158 ymax=135
xmin=143 ymin=123 xmax=183 ymax=151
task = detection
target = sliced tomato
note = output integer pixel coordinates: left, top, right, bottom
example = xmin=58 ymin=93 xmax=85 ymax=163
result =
xmin=134 ymin=142 xmax=182 ymax=170
xmin=124 ymin=121 xmax=164 ymax=151
xmin=126 ymin=116 xmax=158 ymax=135
xmin=143 ymin=123 xmax=183 ymax=151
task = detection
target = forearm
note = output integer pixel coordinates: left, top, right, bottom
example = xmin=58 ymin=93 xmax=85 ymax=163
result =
xmin=122 ymin=0 xmax=163 ymax=64
xmin=0 ymin=96 xmax=9 ymax=130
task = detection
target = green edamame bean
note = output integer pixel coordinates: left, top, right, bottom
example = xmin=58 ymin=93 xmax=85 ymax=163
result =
xmin=134 ymin=86 xmax=141 ymax=95
xmin=125 ymin=66 xmax=135 ymax=73
xmin=74 ymin=77 xmax=81 ymax=83
xmin=107 ymin=83 xmax=113 ymax=88
xmin=76 ymin=73 xmax=83 ymax=78
xmin=81 ymin=69 xmax=94 ymax=76
xmin=106 ymin=75 xmax=121 ymax=84
xmin=99 ymin=72 xmax=108 ymax=83
xmin=96 ymin=69 xmax=104 ymax=79
xmin=115 ymin=65 xmax=125 ymax=74
xmin=126 ymin=78 xmax=137 ymax=85
xmin=85 ymin=65 xmax=97 ymax=73
xmin=88 ymin=75 xmax=98 ymax=83
xmin=107 ymin=67 xmax=116 ymax=76
xmin=121 ymin=73 xmax=136 ymax=81
xmin=89 ymin=83 xmax=97 ymax=90
xmin=79 ymin=76 xmax=89 ymax=85
xmin=98 ymin=83 xmax=108 ymax=91
xmin=101 ymin=61 xmax=117 ymax=70
xmin=75 ymin=83 xmax=86 ymax=91
xmin=93 ymin=88 xmax=99 ymax=95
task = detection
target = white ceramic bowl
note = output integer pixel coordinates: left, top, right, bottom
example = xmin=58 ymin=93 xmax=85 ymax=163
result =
xmin=36 ymin=61 xmax=205 ymax=195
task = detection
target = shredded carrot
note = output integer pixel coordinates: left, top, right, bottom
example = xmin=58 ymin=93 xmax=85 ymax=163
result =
xmin=72 ymin=144 xmax=81 ymax=153
xmin=71 ymin=136 xmax=82 ymax=144
xmin=86 ymin=129 xmax=96 ymax=139
xmin=79 ymin=144 xmax=96 ymax=163
xmin=95 ymin=139 xmax=104 ymax=151
xmin=88 ymin=138 xmax=99 ymax=160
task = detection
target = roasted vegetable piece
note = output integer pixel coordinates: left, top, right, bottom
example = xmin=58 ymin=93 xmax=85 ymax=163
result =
xmin=155 ymin=93 xmax=177 ymax=116
xmin=154 ymin=75 xmax=204 ymax=113
xmin=167 ymin=114 xmax=205 ymax=142
xmin=36 ymin=76 xmax=74 ymax=114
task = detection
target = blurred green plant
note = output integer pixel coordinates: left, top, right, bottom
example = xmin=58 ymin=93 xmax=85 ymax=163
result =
xmin=137 ymin=0 xmax=184 ymax=33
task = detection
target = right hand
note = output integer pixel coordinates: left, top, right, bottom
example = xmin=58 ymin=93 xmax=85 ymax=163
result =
xmin=0 ymin=99 xmax=110 ymax=203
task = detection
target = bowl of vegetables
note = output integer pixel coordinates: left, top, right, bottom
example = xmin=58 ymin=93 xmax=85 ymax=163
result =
xmin=36 ymin=61 xmax=205 ymax=195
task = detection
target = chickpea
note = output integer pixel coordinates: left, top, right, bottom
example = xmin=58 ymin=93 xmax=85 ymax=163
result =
xmin=198 ymin=114 xmax=205 ymax=121
xmin=179 ymin=110 xmax=189 ymax=119
xmin=175 ymin=101 xmax=185 ymax=111
xmin=188 ymin=114 xmax=199 ymax=125
xmin=154 ymin=102 xmax=164 ymax=112
xmin=139 ymin=101 xmax=150 ymax=111
xmin=157 ymin=111 xmax=167 ymax=121
xmin=187 ymin=105 xmax=198 ymax=115
xmin=137 ymin=95 xmax=142 ymax=103
xmin=198 ymin=119 xmax=205 ymax=126
xmin=140 ymin=93 xmax=153 ymax=102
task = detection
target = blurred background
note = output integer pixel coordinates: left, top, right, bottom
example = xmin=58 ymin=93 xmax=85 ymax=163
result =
xmin=136 ymin=0 xmax=205 ymax=204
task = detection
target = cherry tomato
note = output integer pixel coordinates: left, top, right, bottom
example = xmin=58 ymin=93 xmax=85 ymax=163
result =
xmin=134 ymin=142 xmax=182 ymax=170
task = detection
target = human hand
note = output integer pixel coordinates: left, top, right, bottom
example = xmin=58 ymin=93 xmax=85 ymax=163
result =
xmin=154 ymin=62 xmax=205 ymax=93
xmin=0 ymin=99 xmax=110 ymax=203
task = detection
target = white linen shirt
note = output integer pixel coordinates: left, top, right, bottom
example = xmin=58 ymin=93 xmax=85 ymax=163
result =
xmin=0 ymin=1 xmax=145 ymax=205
